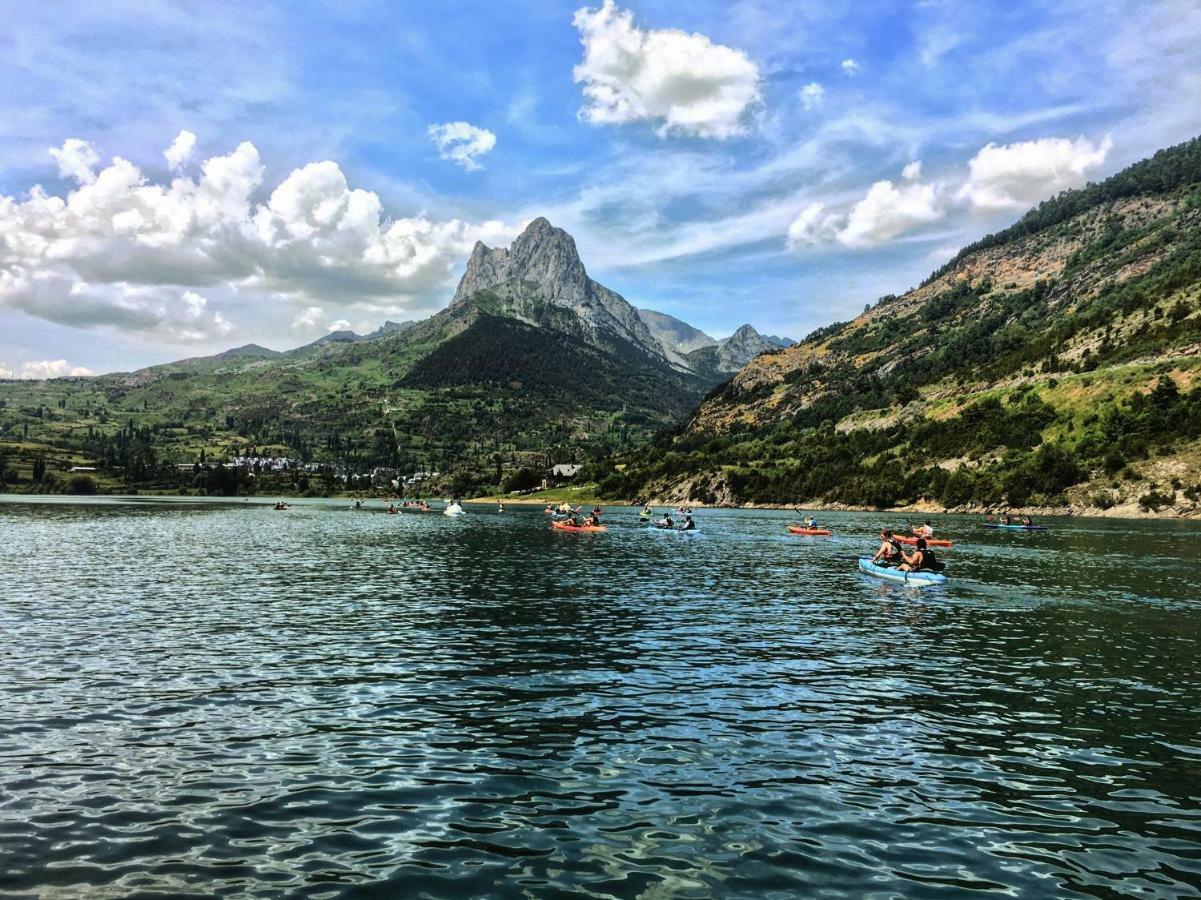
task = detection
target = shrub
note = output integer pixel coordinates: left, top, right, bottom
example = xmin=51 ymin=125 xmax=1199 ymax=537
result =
xmin=1138 ymin=489 xmax=1174 ymax=511
xmin=67 ymin=475 xmax=97 ymax=495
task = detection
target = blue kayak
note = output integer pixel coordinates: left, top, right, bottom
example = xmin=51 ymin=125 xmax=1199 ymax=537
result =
xmin=984 ymin=523 xmax=1048 ymax=531
xmin=858 ymin=557 xmax=946 ymax=586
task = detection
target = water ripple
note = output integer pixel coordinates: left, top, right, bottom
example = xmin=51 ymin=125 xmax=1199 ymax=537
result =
xmin=1 ymin=497 xmax=1199 ymax=897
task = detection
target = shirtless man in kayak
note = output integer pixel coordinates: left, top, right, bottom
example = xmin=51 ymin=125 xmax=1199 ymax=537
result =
xmin=899 ymin=537 xmax=940 ymax=573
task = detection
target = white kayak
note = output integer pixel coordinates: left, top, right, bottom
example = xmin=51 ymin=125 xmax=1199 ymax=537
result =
xmin=858 ymin=557 xmax=946 ymax=586
xmin=444 ymin=502 xmax=465 ymax=517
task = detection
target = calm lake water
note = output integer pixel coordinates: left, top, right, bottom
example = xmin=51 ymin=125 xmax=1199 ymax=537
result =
xmin=1 ymin=496 xmax=1199 ymax=898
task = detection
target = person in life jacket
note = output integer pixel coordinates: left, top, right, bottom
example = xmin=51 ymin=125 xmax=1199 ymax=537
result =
xmin=872 ymin=529 xmax=903 ymax=566
xmin=899 ymin=537 xmax=944 ymax=573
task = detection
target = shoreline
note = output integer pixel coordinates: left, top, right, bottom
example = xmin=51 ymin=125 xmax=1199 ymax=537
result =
xmin=3 ymin=487 xmax=1197 ymax=520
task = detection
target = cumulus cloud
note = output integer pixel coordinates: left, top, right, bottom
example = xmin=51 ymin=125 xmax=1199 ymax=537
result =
xmin=164 ymin=129 xmax=197 ymax=170
xmin=838 ymin=178 xmax=944 ymax=247
xmin=427 ymin=121 xmax=497 ymax=171
xmin=787 ymin=163 xmax=944 ymax=249
xmin=0 ymin=359 xmax=94 ymax=379
xmin=800 ymin=82 xmax=825 ymax=110
xmin=572 ymin=0 xmax=761 ymax=139
xmin=788 ymin=134 xmax=1113 ymax=250
xmin=959 ymin=135 xmax=1113 ymax=212
xmin=786 ymin=202 xmax=840 ymax=247
xmin=841 ymin=58 xmax=860 ymax=75
xmin=291 ymin=305 xmax=324 ymax=330
xmin=49 ymin=138 xmax=101 ymax=184
xmin=0 ymin=136 xmax=516 ymax=342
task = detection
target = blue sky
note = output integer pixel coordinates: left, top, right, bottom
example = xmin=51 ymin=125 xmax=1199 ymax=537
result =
xmin=0 ymin=0 xmax=1198 ymax=376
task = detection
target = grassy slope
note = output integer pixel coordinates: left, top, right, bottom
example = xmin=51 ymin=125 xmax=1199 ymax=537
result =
xmin=595 ymin=136 xmax=1201 ymax=518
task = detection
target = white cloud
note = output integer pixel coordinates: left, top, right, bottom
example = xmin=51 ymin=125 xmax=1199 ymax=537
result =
xmin=786 ymin=202 xmax=840 ymax=247
xmin=959 ymin=135 xmax=1113 ymax=211
xmin=788 ymin=160 xmax=945 ymax=250
xmin=163 ymin=129 xmax=197 ymax=170
xmin=572 ymin=0 xmax=761 ymax=139
xmin=840 ymin=58 xmax=860 ymax=75
xmin=48 ymin=138 xmax=101 ymax=184
xmin=800 ymin=82 xmax=825 ymax=110
xmin=327 ymin=319 xmax=351 ymax=332
xmin=788 ymin=133 xmax=1113 ymax=251
xmin=426 ymin=121 xmax=497 ymax=171
xmin=0 ymin=136 xmax=518 ymax=342
xmin=291 ymin=305 xmax=324 ymax=330
xmin=838 ymin=178 xmax=944 ymax=247
xmin=0 ymin=359 xmax=94 ymax=379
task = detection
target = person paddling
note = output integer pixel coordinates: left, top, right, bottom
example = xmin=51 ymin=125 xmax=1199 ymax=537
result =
xmin=679 ymin=514 xmax=696 ymax=531
xmin=914 ymin=520 xmax=934 ymax=538
xmin=657 ymin=513 xmax=674 ymax=529
xmin=872 ymin=529 xmax=903 ymax=566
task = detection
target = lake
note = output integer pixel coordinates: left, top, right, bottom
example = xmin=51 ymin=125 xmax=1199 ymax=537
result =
xmin=1 ymin=496 xmax=1199 ymax=898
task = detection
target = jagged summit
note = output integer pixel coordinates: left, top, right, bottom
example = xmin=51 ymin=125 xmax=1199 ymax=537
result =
xmin=454 ymin=217 xmax=589 ymax=306
xmin=450 ymin=217 xmax=677 ymax=365
xmin=719 ymin=324 xmax=792 ymax=368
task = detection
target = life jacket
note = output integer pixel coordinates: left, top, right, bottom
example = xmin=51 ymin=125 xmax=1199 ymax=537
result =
xmin=919 ymin=548 xmax=945 ymax=572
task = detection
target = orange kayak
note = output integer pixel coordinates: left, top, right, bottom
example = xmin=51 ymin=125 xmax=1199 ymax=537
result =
xmin=897 ymin=534 xmax=953 ymax=548
xmin=787 ymin=525 xmax=832 ymax=536
xmin=551 ymin=520 xmax=607 ymax=533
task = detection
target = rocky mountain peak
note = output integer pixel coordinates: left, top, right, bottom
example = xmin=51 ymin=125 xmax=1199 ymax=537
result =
xmin=454 ymin=217 xmax=588 ymax=306
xmin=716 ymin=324 xmax=792 ymax=371
xmin=448 ymin=217 xmax=675 ymax=366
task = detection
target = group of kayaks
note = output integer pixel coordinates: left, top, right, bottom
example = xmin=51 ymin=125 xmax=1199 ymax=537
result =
xmin=785 ymin=516 xmax=1049 ymax=587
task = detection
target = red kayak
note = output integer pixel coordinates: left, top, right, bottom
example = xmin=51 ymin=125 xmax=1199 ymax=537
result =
xmin=551 ymin=520 xmax=607 ymax=533
xmin=897 ymin=534 xmax=953 ymax=548
xmin=787 ymin=525 xmax=832 ymax=536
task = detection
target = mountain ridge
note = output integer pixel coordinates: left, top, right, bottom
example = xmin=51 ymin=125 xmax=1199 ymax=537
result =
xmin=592 ymin=135 xmax=1201 ymax=518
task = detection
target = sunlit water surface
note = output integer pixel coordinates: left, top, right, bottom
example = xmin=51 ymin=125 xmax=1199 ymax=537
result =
xmin=1 ymin=496 xmax=1199 ymax=898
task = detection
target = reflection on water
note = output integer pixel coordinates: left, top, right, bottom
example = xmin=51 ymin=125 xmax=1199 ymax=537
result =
xmin=1 ymin=497 xmax=1199 ymax=897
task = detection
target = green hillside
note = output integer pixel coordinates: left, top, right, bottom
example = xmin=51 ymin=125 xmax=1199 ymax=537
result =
xmin=0 ymin=296 xmax=707 ymax=497
xmin=594 ymin=136 xmax=1201 ymax=517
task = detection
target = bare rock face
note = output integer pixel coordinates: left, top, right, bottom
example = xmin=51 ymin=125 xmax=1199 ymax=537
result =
xmin=638 ymin=309 xmax=718 ymax=355
xmin=452 ymin=217 xmax=679 ymax=366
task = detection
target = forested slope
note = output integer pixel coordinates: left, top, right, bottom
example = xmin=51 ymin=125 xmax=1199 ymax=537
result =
xmin=596 ymin=136 xmax=1201 ymax=517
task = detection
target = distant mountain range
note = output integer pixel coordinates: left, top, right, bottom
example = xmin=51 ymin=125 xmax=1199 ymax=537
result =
xmin=0 ymin=217 xmax=791 ymax=494
xmin=637 ymin=309 xmax=793 ymax=376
